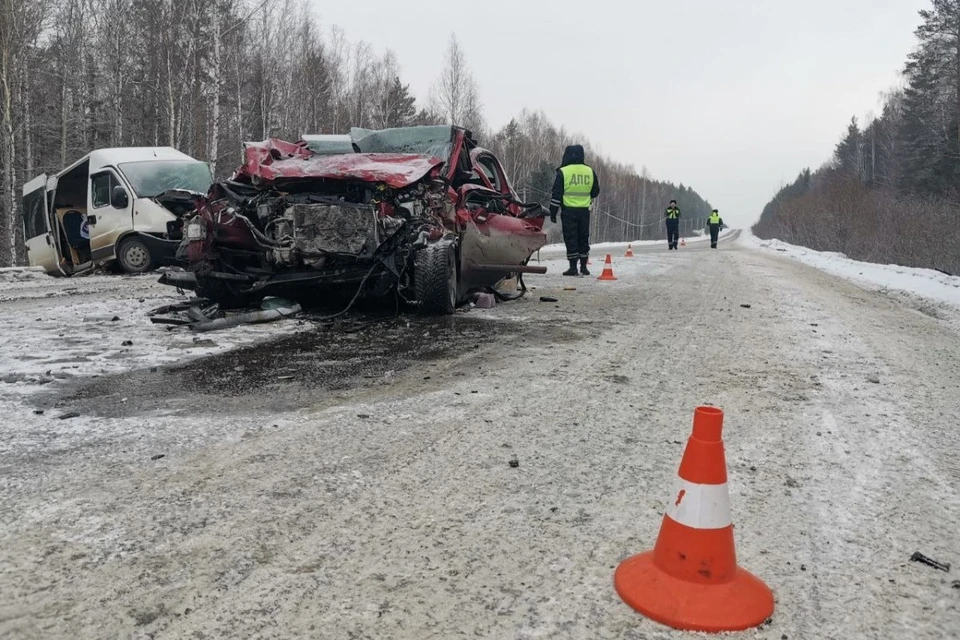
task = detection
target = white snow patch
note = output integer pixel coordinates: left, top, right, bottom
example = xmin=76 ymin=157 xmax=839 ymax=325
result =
xmin=0 ymin=272 xmax=307 ymax=397
xmin=742 ymin=230 xmax=960 ymax=310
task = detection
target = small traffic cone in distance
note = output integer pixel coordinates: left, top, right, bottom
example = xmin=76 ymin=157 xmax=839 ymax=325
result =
xmin=625 ymin=244 xmax=634 ymax=258
xmin=597 ymin=254 xmax=617 ymax=281
xmin=614 ymin=406 xmax=774 ymax=632
xmin=680 ymin=236 xmax=686 ymax=248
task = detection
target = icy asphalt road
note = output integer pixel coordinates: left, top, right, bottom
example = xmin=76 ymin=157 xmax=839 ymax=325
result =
xmin=1 ymin=237 xmax=959 ymax=640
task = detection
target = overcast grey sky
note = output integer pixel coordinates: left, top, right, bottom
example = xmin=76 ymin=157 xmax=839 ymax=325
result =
xmin=313 ymin=0 xmax=927 ymax=226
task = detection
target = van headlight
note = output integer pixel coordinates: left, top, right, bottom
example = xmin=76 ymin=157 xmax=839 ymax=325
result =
xmin=186 ymin=222 xmax=205 ymax=240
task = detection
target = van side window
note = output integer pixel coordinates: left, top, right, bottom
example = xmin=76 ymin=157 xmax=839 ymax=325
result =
xmin=22 ymin=189 xmax=46 ymax=239
xmin=91 ymin=172 xmax=114 ymax=208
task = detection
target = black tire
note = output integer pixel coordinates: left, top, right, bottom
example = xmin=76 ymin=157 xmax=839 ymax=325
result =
xmin=195 ymin=275 xmax=257 ymax=310
xmin=414 ymin=242 xmax=458 ymax=315
xmin=116 ymin=236 xmax=154 ymax=274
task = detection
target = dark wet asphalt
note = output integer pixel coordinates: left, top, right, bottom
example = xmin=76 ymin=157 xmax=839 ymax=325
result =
xmin=48 ymin=311 xmax=579 ymax=419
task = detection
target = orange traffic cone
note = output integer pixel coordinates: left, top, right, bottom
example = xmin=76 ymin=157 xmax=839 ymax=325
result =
xmin=680 ymin=236 xmax=686 ymax=248
xmin=625 ymin=244 xmax=634 ymax=258
xmin=614 ymin=407 xmax=774 ymax=632
xmin=597 ymin=254 xmax=617 ymax=281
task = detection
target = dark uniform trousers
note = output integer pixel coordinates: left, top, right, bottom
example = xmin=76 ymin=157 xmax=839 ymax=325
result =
xmin=709 ymin=224 xmax=721 ymax=247
xmin=562 ymin=208 xmax=591 ymax=260
xmin=666 ymin=219 xmax=680 ymax=247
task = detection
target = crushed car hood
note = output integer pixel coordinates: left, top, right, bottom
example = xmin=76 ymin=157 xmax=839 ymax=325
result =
xmin=240 ymin=138 xmax=445 ymax=189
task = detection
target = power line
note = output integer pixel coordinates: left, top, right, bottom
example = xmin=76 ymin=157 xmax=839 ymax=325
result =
xmin=522 ymin=183 xmax=701 ymax=230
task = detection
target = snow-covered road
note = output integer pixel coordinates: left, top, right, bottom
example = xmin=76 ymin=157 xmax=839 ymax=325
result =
xmin=1 ymin=242 xmax=958 ymax=639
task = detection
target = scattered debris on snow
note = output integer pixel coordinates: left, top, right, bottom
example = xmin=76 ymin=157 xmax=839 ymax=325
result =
xmin=472 ymin=292 xmax=497 ymax=309
xmin=911 ymin=551 xmax=951 ymax=573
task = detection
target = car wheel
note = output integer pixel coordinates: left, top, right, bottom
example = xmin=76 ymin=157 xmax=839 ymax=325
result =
xmin=117 ymin=236 xmax=153 ymax=274
xmin=195 ymin=275 xmax=256 ymax=310
xmin=414 ymin=242 xmax=458 ymax=315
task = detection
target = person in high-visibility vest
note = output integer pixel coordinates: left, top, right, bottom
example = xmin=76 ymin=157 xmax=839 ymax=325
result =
xmin=707 ymin=209 xmax=725 ymax=248
xmin=549 ymin=144 xmax=600 ymax=276
xmin=664 ymin=200 xmax=681 ymax=250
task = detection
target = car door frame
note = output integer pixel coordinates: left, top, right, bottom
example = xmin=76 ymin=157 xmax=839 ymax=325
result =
xmin=87 ymin=167 xmax=134 ymax=261
xmin=472 ymin=151 xmax=513 ymax=194
xmin=22 ymin=174 xmax=66 ymax=275
xmin=471 ymin=150 xmax=524 ymax=216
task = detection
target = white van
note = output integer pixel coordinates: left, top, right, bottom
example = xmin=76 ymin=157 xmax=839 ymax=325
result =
xmin=22 ymin=147 xmax=212 ymax=275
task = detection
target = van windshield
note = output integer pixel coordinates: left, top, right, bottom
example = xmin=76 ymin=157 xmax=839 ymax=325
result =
xmin=118 ymin=160 xmax=213 ymax=198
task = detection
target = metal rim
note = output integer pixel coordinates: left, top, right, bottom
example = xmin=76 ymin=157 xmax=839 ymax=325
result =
xmin=122 ymin=242 xmax=149 ymax=271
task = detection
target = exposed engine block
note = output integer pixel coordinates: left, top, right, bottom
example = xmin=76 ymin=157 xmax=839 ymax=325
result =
xmin=269 ymin=203 xmax=403 ymax=268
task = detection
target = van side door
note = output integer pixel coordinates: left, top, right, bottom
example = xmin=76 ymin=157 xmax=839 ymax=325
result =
xmin=87 ymin=169 xmax=133 ymax=260
xmin=22 ymin=175 xmax=65 ymax=275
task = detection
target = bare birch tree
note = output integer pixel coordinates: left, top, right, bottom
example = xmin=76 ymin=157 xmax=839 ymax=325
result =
xmin=430 ymin=35 xmax=483 ymax=132
xmin=0 ymin=0 xmax=46 ymax=265
xmin=0 ymin=0 xmax=711 ymax=263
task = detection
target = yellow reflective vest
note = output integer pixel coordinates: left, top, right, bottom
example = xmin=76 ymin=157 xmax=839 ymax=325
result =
xmin=666 ymin=206 xmax=681 ymax=219
xmin=560 ymin=164 xmax=594 ymax=208
xmin=708 ymin=212 xmax=722 ymax=225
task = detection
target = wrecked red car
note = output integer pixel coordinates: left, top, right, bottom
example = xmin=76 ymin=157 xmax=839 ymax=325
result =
xmin=165 ymin=126 xmax=548 ymax=313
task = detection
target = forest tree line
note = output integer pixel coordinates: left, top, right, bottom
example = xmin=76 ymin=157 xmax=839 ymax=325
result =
xmin=754 ymin=0 xmax=960 ymax=275
xmin=0 ymin=0 xmax=713 ymax=266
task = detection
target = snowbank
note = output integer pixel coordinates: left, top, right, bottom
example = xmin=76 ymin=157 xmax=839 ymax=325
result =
xmin=741 ymin=231 xmax=960 ymax=310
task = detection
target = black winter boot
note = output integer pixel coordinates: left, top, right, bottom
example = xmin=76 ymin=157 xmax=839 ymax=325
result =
xmin=579 ymin=258 xmax=590 ymax=276
xmin=563 ymin=259 xmax=579 ymax=276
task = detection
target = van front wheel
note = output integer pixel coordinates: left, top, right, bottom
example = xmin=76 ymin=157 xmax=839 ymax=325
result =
xmin=117 ymin=236 xmax=154 ymax=274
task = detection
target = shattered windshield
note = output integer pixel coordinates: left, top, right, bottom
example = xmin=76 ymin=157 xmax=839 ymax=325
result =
xmin=118 ymin=160 xmax=213 ymax=198
xmin=351 ymin=126 xmax=454 ymax=160
xmin=302 ymin=135 xmax=357 ymax=155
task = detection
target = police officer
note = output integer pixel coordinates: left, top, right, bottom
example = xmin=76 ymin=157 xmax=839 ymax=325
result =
xmin=549 ymin=144 xmax=600 ymax=276
xmin=665 ymin=200 xmax=681 ymax=250
xmin=707 ymin=209 xmax=724 ymax=248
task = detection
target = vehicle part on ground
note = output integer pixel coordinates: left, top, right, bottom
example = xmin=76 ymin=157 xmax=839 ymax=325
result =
xmin=190 ymin=303 xmax=301 ymax=333
xmin=156 ymin=269 xmax=197 ymax=290
xmin=487 ymin=273 xmax=528 ymax=303
xmin=147 ymin=297 xmax=300 ymax=332
xmin=910 ymin=552 xmax=951 ymax=572
xmin=171 ymin=126 xmax=547 ymax=314
xmin=117 ymin=236 xmax=153 ymax=273
xmin=473 ymin=292 xmax=497 ymax=309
